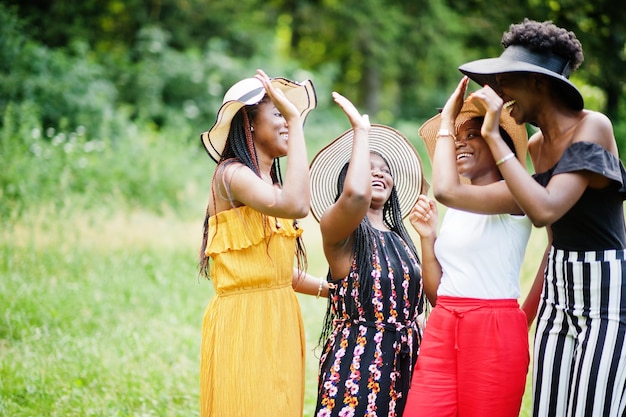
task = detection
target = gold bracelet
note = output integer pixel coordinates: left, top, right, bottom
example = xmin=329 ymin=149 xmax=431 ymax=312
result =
xmin=496 ymin=153 xmax=515 ymax=166
xmin=316 ymin=277 xmax=324 ymax=299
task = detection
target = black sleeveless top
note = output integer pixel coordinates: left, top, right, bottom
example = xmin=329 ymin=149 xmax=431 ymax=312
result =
xmin=532 ymin=142 xmax=626 ymax=251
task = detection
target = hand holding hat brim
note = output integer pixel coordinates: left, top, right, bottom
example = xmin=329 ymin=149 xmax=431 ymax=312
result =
xmin=458 ymin=45 xmax=583 ymax=110
xmin=419 ymin=96 xmax=528 ymax=167
xmin=255 ymin=69 xmax=299 ymax=122
xmin=201 ymin=74 xmax=317 ymax=163
xmin=310 ymin=124 xmax=426 ymax=222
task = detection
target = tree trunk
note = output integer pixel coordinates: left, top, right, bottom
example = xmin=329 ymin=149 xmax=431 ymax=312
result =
xmin=363 ymin=64 xmax=380 ymax=117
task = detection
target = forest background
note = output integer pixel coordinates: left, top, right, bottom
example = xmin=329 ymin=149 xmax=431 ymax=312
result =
xmin=1 ymin=0 xmax=625 ymax=416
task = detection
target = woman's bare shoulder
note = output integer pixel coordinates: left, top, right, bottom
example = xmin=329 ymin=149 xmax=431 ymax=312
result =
xmin=574 ymin=110 xmax=616 ymax=152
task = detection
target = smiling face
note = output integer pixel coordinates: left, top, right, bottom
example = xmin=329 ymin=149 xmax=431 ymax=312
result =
xmin=455 ymin=118 xmax=501 ymax=185
xmin=370 ymin=152 xmax=394 ymax=208
xmin=494 ymin=72 xmax=541 ymax=124
xmin=249 ymin=99 xmax=289 ymax=160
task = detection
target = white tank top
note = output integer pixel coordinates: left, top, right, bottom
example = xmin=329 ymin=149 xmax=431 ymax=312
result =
xmin=435 ymin=207 xmax=532 ymax=299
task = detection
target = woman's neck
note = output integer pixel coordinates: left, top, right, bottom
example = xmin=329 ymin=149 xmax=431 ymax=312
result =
xmin=367 ymin=209 xmax=389 ymax=231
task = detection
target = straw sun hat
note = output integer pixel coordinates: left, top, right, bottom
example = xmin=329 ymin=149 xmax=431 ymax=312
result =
xmin=310 ymin=124 xmax=427 ymax=222
xmin=459 ymin=45 xmax=583 ymax=110
xmin=418 ymin=100 xmax=528 ymax=168
xmin=200 ymin=76 xmax=317 ymax=163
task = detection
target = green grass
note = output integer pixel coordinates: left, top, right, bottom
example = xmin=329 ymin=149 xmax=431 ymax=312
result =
xmin=0 ymin=209 xmax=206 ymax=416
xmin=0 ymin=207 xmax=544 ymax=416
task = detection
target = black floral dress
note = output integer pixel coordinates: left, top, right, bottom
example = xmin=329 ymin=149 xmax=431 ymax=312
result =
xmin=315 ymin=230 xmax=424 ymax=417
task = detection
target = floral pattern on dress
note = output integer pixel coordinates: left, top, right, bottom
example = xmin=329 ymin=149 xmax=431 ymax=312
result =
xmin=315 ymin=230 xmax=424 ymax=417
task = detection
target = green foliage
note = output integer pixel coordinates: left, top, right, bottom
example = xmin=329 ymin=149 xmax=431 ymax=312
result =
xmin=615 ymin=121 xmax=626 ymax=160
xmin=0 ymin=3 xmax=22 ymax=72
xmin=0 ymin=99 xmax=206 ymax=221
xmin=1 ymin=0 xmax=626 ymax=223
xmin=0 ymin=6 xmax=117 ymax=136
xmin=287 ymin=0 xmax=469 ymax=120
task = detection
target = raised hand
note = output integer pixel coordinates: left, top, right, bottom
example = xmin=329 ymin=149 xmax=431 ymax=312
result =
xmin=409 ymin=195 xmax=438 ymax=239
xmin=440 ymin=76 xmax=470 ymax=127
xmin=332 ymin=91 xmax=370 ymax=132
xmin=255 ymin=69 xmax=299 ymax=121
xmin=467 ymin=84 xmax=504 ymax=143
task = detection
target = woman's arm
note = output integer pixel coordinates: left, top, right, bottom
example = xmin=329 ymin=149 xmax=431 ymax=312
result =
xmin=320 ymin=92 xmax=371 ymax=245
xmin=319 ymin=93 xmax=371 ymax=278
xmin=521 ymin=227 xmax=551 ymax=329
xmin=292 ymin=268 xmax=333 ymax=298
xmin=433 ymin=77 xmax=522 ymax=215
xmin=221 ymin=69 xmax=310 ymax=219
xmin=409 ymin=195 xmax=442 ymax=305
xmin=434 ymin=136 xmax=524 ymax=215
xmin=467 ymin=85 xmax=603 ymax=227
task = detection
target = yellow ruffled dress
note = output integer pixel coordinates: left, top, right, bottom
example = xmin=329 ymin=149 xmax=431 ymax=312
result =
xmin=200 ymin=206 xmax=305 ymax=417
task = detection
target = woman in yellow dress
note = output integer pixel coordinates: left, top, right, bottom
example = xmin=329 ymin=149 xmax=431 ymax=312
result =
xmin=197 ymin=69 xmax=327 ymax=417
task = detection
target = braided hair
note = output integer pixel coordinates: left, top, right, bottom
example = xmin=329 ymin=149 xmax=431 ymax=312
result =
xmin=199 ymin=95 xmax=307 ymax=278
xmin=318 ymin=154 xmax=420 ymax=345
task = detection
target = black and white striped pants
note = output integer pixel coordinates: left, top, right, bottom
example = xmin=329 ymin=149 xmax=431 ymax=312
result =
xmin=533 ymin=247 xmax=626 ymax=417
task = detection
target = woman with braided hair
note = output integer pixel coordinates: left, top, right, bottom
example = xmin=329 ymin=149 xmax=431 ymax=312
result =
xmin=460 ymin=19 xmax=626 ymax=417
xmin=310 ymin=92 xmax=427 ymax=417
xmin=197 ymin=70 xmax=326 ymax=417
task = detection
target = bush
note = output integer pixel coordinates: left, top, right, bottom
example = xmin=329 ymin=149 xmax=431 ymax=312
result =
xmin=0 ymin=5 xmax=118 ymax=136
xmin=0 ymin=5 xmax=342 ymax=223
xmin=0 ymin=100 xmax=207 ymax=221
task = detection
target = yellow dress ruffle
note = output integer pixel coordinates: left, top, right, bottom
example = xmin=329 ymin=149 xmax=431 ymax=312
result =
xmin=200 ymin=206 xmax=305 ymax=417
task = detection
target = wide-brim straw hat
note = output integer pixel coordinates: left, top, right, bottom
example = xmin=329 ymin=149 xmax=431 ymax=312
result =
xmin=459 ymin=45 xmax=583 ymax=110
xmin=200 ymin=76 xmax=317 ymax=162
xmin=310 ymin=124 xmax=427 ymax=222
xmin=418 ymin=99 xmax=528 ymax=168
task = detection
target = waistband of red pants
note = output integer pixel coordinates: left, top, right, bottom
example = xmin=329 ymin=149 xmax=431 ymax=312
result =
xmin=436 ymin=296 xmax=519 ymax=310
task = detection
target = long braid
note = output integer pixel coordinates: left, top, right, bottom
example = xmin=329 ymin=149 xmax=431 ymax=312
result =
xmin=318 ymin=162 xmax=377 ymax=346
xmin=242 ymin=108 xmax=261 ymax=174
xmin=318 ymin=156 xmax=424 ymax=346
xmin=273 ymin=158 xmax=307 ymax=273
xmin=384 ymin=187 xmax=419 ymax=263
xmin=318 ymin=218 xmax=378 ymax=348
xmin=199 ymin=190 xmax=213 ymax=277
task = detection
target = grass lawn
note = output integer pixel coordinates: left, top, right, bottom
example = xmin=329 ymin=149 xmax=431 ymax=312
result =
xmin=0 ymin=207 xmax=544 ymax=416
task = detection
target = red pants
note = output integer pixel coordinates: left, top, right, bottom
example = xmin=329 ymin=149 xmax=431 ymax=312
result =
xmin=404 ymin=296 xmax=529 ymax=417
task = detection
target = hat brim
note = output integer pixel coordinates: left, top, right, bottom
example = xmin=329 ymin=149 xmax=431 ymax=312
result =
xmin=201 ymin=77 xmax=317 ymax=163
xmin=310 ymin=124 xmax=426 ymax=222
xmin=459 ymin=56 xmax=583 ymax=111
xmin=418 ymin=100 xmax=528 ymax=180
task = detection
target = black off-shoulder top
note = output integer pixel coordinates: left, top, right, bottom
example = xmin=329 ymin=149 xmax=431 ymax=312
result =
xmin=532 ymin=141 xmax=626 ymax=250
